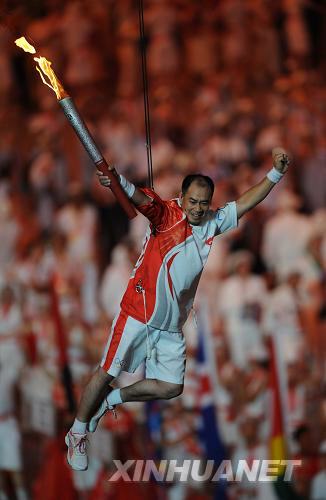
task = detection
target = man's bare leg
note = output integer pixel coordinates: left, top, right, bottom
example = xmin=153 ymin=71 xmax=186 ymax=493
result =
xmin=77 ymin=369 xmax=183 ymax=422
xmin=76 ymin=367 xmax=114 ymax=422
xmin=120 ymin=378 xmax=183 ymax=402
xmin=88 ymin=376 xmax=183 ymax=434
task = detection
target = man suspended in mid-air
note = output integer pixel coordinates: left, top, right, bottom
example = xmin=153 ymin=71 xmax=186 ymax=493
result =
xmin=66 ymin=147 xmax=290 ymax=471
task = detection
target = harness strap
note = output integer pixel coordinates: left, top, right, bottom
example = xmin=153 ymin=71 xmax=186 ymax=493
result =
xmin=136 ymin=279 xmax=153 ymax=360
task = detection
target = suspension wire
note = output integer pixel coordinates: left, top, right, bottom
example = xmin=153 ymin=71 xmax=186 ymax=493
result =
xmin=138 ymin=0 xmax=154 ymax=189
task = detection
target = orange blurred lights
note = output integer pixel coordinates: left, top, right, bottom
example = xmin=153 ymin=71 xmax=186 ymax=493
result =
xmin=15 ymin=36 xmax=67 ymax=100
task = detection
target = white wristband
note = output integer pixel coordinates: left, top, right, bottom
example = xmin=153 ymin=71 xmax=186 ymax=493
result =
xmin=119 ymin=174 xmax=135 ymax=198
xmin=267 ymin=167 xmax=283 ymax=184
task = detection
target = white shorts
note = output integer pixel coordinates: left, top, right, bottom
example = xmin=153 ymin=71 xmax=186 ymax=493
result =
xmin=0 ymin=417 xmax=22 ymax=471
xmin=100 ymin=310 xmax=186 ymax=385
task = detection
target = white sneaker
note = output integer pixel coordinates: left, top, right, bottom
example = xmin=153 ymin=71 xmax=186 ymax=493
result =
xmin=65 ymin=430 xmax=88 ymax=471
xmin=88 ymin=397 xmax=117 ymax=433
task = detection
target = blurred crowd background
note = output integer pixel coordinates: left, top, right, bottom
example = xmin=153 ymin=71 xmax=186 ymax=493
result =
xmin=0 ymin=0 xmax=325 ymax=499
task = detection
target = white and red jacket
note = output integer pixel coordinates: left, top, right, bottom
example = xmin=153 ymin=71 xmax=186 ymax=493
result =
xmin=120 ymin=189 xmax=238 ymax=332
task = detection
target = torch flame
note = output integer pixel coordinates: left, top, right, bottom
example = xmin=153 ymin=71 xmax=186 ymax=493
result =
xmin=14 ymin=36 xmax=67 ymax=100
xmin=33 ymin=57 xmax=67 ymax=100
xmin=15 ymin=37 xmax=36 ymax=54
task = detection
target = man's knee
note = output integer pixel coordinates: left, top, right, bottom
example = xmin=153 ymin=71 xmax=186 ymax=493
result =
xmin=157 ymin=381 xmax=183 ymax=399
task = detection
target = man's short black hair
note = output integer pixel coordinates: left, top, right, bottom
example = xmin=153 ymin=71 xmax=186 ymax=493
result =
xmin=181 ymin=174 xmax=214 ymax=198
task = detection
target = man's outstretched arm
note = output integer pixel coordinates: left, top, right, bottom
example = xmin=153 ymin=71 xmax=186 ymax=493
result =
xmin=236 ymin=147 xmax=290 ymax=220
xmin=97 ymin=167 xmax=167 ymax=228
xmin=96 ymin=168 xmax=152 ymax=207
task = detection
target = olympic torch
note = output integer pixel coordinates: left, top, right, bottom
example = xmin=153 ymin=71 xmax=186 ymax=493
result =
xmin=15 ymin=37 xmax=137 ymax=219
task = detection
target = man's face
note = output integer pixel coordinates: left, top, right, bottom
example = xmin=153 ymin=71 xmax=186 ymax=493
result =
xmin=180 ymin=181 xmax=212 ymax=226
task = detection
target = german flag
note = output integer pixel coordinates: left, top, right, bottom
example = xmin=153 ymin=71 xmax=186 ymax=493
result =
xmin=267 ymin=330 xmax=293 ymax=500
xmin=268 ymin=334 xmax=287 ymax=471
